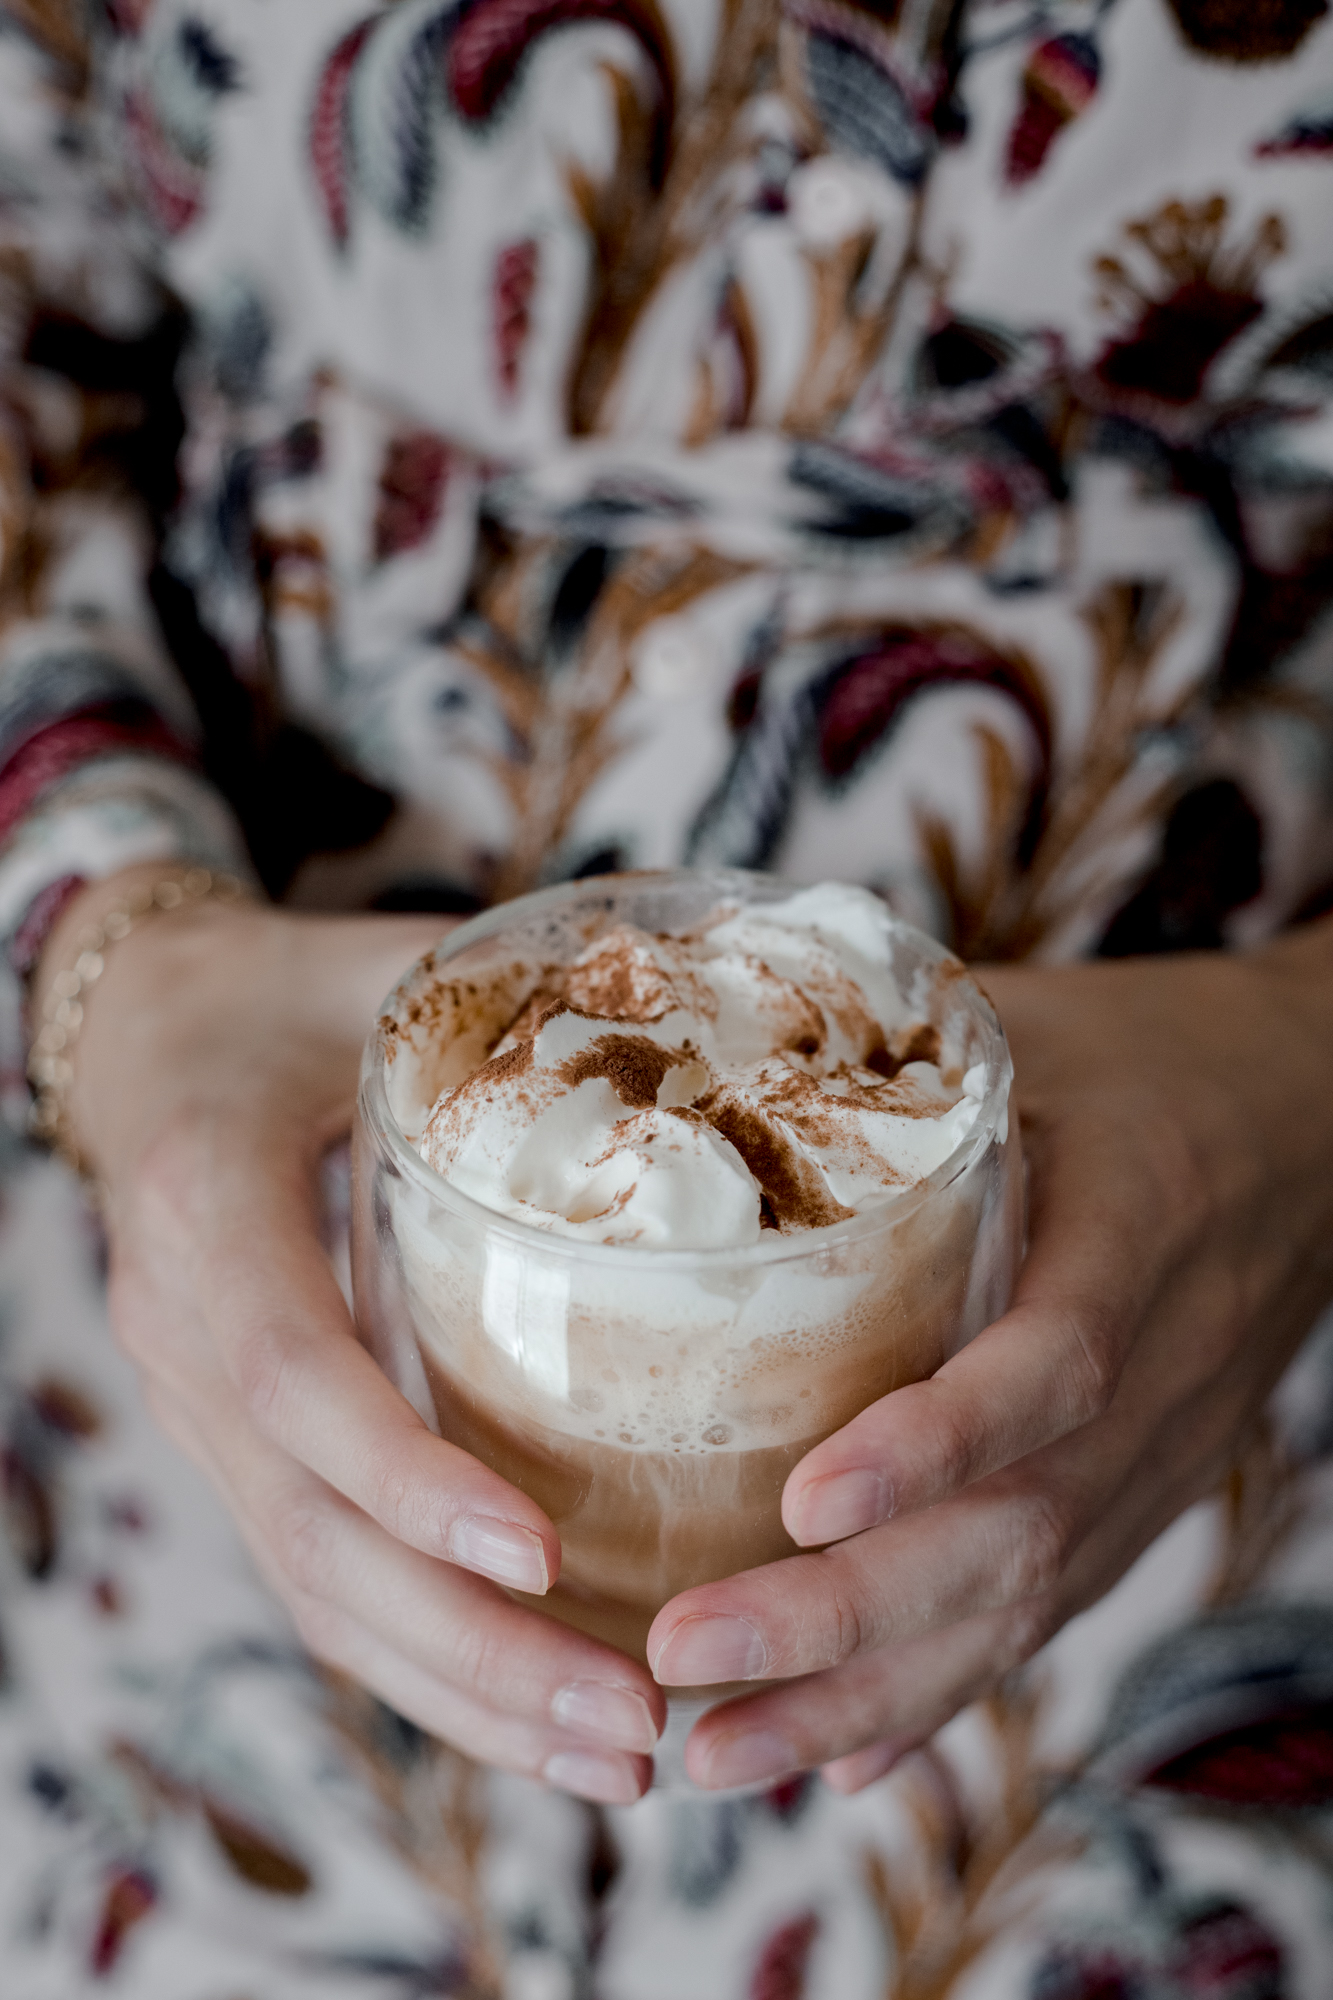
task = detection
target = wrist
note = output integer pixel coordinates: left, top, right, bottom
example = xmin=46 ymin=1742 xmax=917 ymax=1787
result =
xmin=34 ymin=863 xmax=233 ymax=1012
xmin=29 ymin=861 xmax=255 ymax=1184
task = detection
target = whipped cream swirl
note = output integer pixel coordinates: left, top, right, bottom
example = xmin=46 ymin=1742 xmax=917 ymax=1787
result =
xmin=419 ymin=885 xmax=987 ymax=1248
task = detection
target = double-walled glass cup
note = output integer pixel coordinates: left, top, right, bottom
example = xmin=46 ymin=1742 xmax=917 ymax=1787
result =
xmin=353 ymin=870 xmax=1022 ymax=1781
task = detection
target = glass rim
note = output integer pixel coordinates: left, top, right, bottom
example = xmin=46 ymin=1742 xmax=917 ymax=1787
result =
xmin=358 ymin=867 xmax=1013 ymax=1270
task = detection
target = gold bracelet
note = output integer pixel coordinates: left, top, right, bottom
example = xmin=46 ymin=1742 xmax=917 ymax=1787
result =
xmin=27 ymin=864 xmax=248 ymax=1182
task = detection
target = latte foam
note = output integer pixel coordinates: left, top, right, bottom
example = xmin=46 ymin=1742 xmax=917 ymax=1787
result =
xmin=418 ymin=885 xmax=985 ymax=1249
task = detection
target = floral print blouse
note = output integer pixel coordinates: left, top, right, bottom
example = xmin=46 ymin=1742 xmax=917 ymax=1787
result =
xmin=1 ymin=0 xmax=1333 ymax=1993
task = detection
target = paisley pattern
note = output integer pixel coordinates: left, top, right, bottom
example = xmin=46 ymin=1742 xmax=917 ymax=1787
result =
xmin=1005 ymin=32 xmax=1102 ymax=187
xmin=2 ymin=0 xmax=1333 ymax=1989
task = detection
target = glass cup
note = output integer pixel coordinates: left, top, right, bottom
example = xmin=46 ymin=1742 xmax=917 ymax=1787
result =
xmin=352 ymin=869 xmax=1022 ymax=1784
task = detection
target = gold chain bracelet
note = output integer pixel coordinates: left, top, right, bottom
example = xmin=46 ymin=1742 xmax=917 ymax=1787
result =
xmin=27 ymin=865 xmax=248 ymax=1182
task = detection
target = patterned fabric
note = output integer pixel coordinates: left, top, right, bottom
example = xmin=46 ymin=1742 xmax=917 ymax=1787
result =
xmin=2 ymin=0 xmax=1333 ymax=1989
xmin=4 ymin=1148 xmax=1333 ymax=1994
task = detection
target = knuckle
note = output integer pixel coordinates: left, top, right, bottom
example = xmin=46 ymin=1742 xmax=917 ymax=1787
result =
xmin=288 ymin=1591 xmax=348 ymax=1666
xmin=1061 ymin=1300 xmax=1121 ymax=1425
xmin=998 ymin=1593 xmax=1059 ymax=1667
xmin=270 ymin=1496 xmax=338 ymax=1600
xmin=132 ymin=1113 xmax=213 ymax=1234
xmin=999 ymin=1490 xmax=1071 ymax=1603
xmin=231 ymin=1327 xmax=292 ymax=1435
xmin=361 ymin=1458 xmax=417 ymax=1543
xmin=923 ymin=1389 xmax=980 ymax=1493
xmin=819 ymin=1570 xmax=867 ymax=1666
xmin=1140 ymin=1106 xmax=1213 ymax=1243
xmin=446 ymin=1618 xmax=510 ymax=1695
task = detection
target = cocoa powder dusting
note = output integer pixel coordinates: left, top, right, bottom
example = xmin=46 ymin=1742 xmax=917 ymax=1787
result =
xmin=891 ymin=1023 xmax=941 ymax=1068
xmin=567 ymin=958 xmax=664 ymax=1021
xmin=559 ymin=1034 xmax=683 ymax=1110
xmin=491 ymin=983 xmax=567 ymax=1053
xmin=479 ymin=1040 xmax=535 ymax=1086
xmin=699 ymin=1090 xmax=852 ymax=1231
xmin=565 ymin=929 xmax=677 ymax=1022
xmin=419 ymin=907 xmax=963 ymax=1236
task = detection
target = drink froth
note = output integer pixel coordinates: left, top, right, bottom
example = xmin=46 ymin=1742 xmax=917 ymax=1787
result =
xmin=355 ymin=874 xmax=1020 ymax=1671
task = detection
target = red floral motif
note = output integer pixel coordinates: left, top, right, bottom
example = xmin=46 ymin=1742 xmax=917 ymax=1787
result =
xmin=1147 ymin=1701 xmax=1333 ymax=1809
xmin=309 ymin=17 xmax=377 ymax=248
xmin=0 ymin=705 xmax=192 ymax=847
xmin=1167 ymin=1900 xmax=1285 ymax=1995
xmin=90 ymin=1574 xmax=124 ymax=1617
xmin=1 ymin=1443 xmax=54 ymax=1578
xmin=125 ymin=89 xmax=205 ymax=236
xmin=373 ymin=431 xmax=451 ymax=560
xmin=448 ymin=0 xmax=674 ymax=175
xmin=30 ymin=1376 xmax=102 ymax=1440
xmin=89 ymin=1866 xmax=157 ymax=1976
xmin=1255 ymin=99 xmax=1333 ymax=156
xmin=105 ymin=0 xmax=157 ymax=31
xmin=109 ymin=1740 xmax=315 ymax=1895
xmin=761 ymin=1773 xmax=812 ymax=1820
xmin=494 ymin=239 xmax=539 ymax=401
xmin=11 ymin=873 xmax=85 ymax=985
xmin=750 ymin=1911 xmax=819 ymax=2000
xmin=1034 ymin=1903 xmax=1286 ymax=2000
xmin=1005 ymin=34 xmax=1100 ymax=188
xmin=1092 ymin=197 xmax=1285 ymax=407
xmin=1161 ymin=0 xmax=1327 ymax=62
xmin=814 ymin=625 xmax=1051 ymax=789
xmin=1033 ymin=1948 xmax=1140 ymax=2000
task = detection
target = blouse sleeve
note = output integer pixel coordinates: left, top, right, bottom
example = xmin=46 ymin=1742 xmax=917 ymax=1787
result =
xmin=0 ymin=1 xmax=250 ymax=1125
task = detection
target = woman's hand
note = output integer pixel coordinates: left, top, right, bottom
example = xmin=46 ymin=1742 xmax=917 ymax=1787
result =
xmin=648 ymin=919 xmax=1333 ymax=1794
xmin=37 ymin=865 xmax=664 ymax=1803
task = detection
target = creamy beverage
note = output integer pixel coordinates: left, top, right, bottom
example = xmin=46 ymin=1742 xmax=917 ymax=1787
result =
xmin=354 ymin=874 xmax=1019 ymax=1670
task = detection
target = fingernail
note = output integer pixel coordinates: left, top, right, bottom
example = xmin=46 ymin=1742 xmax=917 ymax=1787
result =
xmin=791 ymin=1469 xmax=886 ymax=1545
xmin=449 ymin=1516 xmax=549 ymax=1593
xmin=699 ymin=1729 xmax=800 ymax=1791
xmin=821 ymin=1741 xmax=903 ymax=1796
xmin=650 ymin=1615 xmax=767 ymax=1686
xmin=551 ymin=1681 xmax=660 ymax=1753
xmin=543 ymin=1750 xmax=643 ymax=1805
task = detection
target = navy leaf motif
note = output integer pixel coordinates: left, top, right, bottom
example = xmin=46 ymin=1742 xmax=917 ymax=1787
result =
xmin=802 ymin=30 xmax=932 ymax=185
xmin=789 ymin=442 xmax=970 ymax=545
xmin=177 ymin=18 xmax=243 ymax=94
xmin=1261 ymin=309 xmax=1333 ymax=382
xmin=1095 ymin=1601 xmax=1333 ymax=1806
xmin=669 ymin=1796 xmax=743 ymax=1905
xmin=686 ymin=667 xmax=814 ymax=869
xmin=688 ymin=619 xmax=1049 ymax=869
xmin=1032 ymin=1899 xmax=1286 ymax=2000
xmin=1256 ymin=91 xmax=1333 ymax=157
xmin=350 ymin=6 xmax=453 ymax=235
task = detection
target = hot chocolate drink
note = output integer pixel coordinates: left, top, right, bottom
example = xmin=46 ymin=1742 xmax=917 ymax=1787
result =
xmin=354 ymin=873 xmax=1019 ymax=1670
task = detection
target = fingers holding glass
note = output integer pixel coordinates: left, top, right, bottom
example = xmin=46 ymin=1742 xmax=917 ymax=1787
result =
xmin=145 ymin=1368 xmax=665 ymax=1788
xmin=678 ymin=1605 xmax=1040 ymax=1792
xmin=123 ymin=1123 xmax=565 ymax=1592
xmin=780 ymin=1102 xmax=1187 ymax=1546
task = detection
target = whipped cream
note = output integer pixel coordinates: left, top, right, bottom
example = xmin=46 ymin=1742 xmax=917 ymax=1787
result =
xmin=418 ymin=884 xmax=988 ymax=1249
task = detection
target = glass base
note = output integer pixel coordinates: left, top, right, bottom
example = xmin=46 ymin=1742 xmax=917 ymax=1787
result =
xmin=651 ymin=1697 xmax=710 ymax=1791
xmin=650 ymin=1696 xmax=783 ymax=1797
